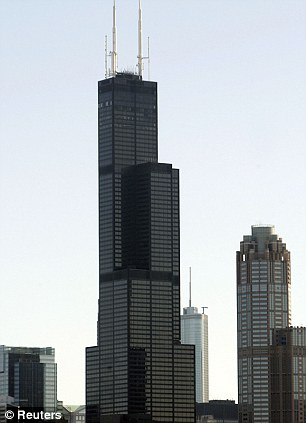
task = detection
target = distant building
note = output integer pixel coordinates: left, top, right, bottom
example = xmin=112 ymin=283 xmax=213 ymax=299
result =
xmin=196 ymin=400 xmax=238 ymax=423
xmin=0 ymin=345 xmax=57 ymax=412
xmin=60 ymin=405 xmax=85 ymax=423
xmin=0 ymin=396 xmax=17 ymax=423
xmin=181 ymin=284 xmax=209 ymax=403
xmin=237 ymin=225 xmax=291 ymax=422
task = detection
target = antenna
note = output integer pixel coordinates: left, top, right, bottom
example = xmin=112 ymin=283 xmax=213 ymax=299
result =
xmin=136 ymin=1 xmax=150 ymax=79
xmin=189 ymin=267 xmax=192 ymax=307
xmin=105 ymin=35 xmax=108 ymax=78
xmin=147 ymin=36 xmax=150 ymax=80
xmin=111 ymin=0 xmax=118 ymax=76
xmin=137 ymin=0 xmax=143 ymax=77
xmin=202 ymin=306 xmax=208 ymax=314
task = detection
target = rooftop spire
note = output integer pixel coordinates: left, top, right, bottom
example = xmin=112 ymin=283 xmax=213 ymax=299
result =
xmin=189 ymin=267 xmax=192 ymax=307
xmin=137 ymin=0 xmax=143 ymax=77
xmin=111 ymin=0 xmax=118 ymax=76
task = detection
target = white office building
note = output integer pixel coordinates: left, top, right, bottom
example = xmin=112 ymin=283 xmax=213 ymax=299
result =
xmin=181 ymin=305 xmax=209 ymax=403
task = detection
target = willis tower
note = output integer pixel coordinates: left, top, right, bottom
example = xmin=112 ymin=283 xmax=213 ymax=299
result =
xmin=86 ymin=3 xmax=195 ymax=422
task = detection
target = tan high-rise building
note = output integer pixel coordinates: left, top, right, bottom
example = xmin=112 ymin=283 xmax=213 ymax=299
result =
xmin=236 ymin=225 xmax=291 ymax=423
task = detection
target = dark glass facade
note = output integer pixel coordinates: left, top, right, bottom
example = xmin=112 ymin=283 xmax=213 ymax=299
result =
xmin=9 ymin=353 xmax=44 ymax=408
xmin=98 ymin=74 xmax=158 ymax=275
xmin=196 ymin=400 xmax=238 ymax=422
xmin=86 ymin=73 xmax=195 ymax=423
xmin=86 ymin=346 xmax=99 ymax=423
xmin=270 ymin=327 xmax=306 ymax=423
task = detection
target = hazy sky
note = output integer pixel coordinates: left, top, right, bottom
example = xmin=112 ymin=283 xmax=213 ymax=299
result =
xmin=1 ymin=0 xmax=306 ymax=405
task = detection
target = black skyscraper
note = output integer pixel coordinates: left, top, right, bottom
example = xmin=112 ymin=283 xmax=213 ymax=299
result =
xmin=86 ymin=72 xmax=195 ymax=423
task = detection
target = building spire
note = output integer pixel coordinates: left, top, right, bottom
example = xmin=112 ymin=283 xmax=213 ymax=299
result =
xmin=137 ymin=0 xmax=143 ymax=77
xmin=111 ymin=0 xmax=118 ymax=76
xmin=189 ymin=267 xmax=192 ymax=307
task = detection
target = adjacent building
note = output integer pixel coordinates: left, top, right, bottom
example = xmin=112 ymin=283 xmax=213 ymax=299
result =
xmin=236 ymin=225 xmax=291 ymax=422
xmin=270 ymin=326 xmax=306 ymax=422
xmin=0 ymin=345 xmax=57 ymax=412
xmin=196 ymin=400 xmax=238 ymax=423
xmin=59 ymin=404 xmax=86 ymax=423
xmin=181 ymin=280 xmax=209 ymax=403
xmin=0 ymin=395 xmax=17 ymax=423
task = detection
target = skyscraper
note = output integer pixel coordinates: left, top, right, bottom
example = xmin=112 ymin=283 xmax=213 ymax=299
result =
xmin=236 ymin=225 xmax=291 ymax=422
xmin=86 ymin=4 xmax=195 ymax=423
xmin=0 ymin=345 xmax=57 ymax=412
xmin=181 ymin=306 xmax=208 ymax=404
xmin=181 ymin=270 xmax=209 ymax=403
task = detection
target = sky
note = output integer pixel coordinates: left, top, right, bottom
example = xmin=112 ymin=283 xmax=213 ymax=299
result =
xmin=1 ymin=0 xmax=306 ymax=406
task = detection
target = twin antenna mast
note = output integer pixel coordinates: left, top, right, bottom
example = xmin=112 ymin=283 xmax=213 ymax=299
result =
xmin=105 ymin=0 xmax=150 ymax=79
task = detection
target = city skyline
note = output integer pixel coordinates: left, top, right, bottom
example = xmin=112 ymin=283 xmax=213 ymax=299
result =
xmin=1 ymin=0 xmax=305 ymax=405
